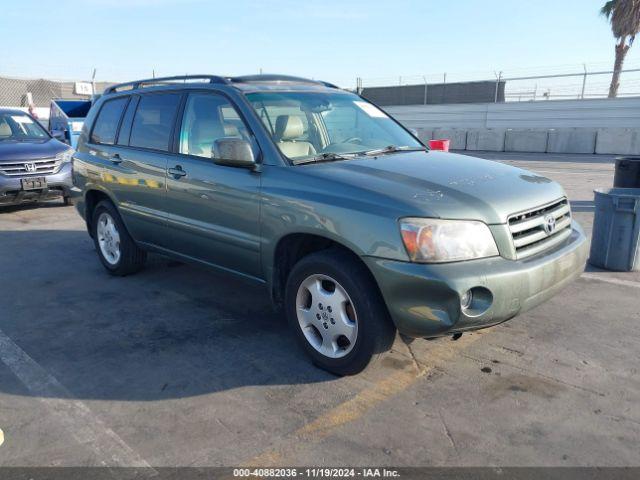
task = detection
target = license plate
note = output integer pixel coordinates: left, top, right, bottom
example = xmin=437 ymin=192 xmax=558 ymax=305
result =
xmin=21 ymin=177 xmax=47 ymax=190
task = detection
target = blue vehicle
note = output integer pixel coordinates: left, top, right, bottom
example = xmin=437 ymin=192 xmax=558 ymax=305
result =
xmin=49 ymin=98 xmax=93 ymax=148
xmin=0 ymin=108 xmax=75 ymax=207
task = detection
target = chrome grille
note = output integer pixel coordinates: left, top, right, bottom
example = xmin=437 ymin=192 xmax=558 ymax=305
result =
xmin=0 ymin=157 xmax=60 ymax=176
xmin=508 ymin=198 xmax=572 ymax=259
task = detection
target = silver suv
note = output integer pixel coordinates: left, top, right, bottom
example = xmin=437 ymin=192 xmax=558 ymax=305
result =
xmin=0 ymin=108 xmax=74 ymax=207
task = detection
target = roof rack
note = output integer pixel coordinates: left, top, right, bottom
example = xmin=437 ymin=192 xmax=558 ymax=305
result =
xmin=103 ymin=74 xmax=339 ymax=95
xmin=229 ymin=74 xmax=339 ymax=89
xmin=104 ymin=75 xmax=230 ymax=94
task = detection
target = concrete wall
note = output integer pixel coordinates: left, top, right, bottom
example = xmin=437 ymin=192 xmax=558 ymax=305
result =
xmin=504 ymin=130 xmax=548 ymax=153
xmin=387 ymin=97 xmax=640 ymax=129
xmin=432 ymin=128 xmax=467 ymax=149
xmin=466 ymin=129 xmax=505 ymax=151
xmin=595 ymin=128 xmax=640 ymax=155
xmin=389 ymin=97 xmax=640 ymax=154
xmin=547 ymin=129 xmax=597 ymax=154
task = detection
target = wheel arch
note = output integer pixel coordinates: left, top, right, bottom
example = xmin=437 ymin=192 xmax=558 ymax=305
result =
xmin=270 ymin=232 xmax=379 ymax=308
xmin=84 ymin=189 xmax=117 ymax=236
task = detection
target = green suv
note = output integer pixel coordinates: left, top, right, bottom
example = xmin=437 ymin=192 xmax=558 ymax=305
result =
xmin=72 ymin=74 xmax=588 ymax=375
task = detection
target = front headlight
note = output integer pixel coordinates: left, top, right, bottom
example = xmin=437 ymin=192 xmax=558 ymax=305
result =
xmin=56 ymin=149 xmax=74 ymax=164
xmin=400 ymin=218 xmax=499 ymax=263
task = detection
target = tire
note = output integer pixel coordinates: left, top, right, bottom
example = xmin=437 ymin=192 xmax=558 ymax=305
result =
xmin=62 ymin=196 xmax=71 ymax=206
xmin=91 ymin=200 xmax=146 ymax=276
xmin=285 ymin=248 xmax=396 ymax=376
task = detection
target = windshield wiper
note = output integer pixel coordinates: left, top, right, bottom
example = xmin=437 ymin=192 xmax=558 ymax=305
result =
xmin=292 ymin=146 xmax=427 ymax=165
xmin=292 ymin=152 xmax=357 ymax=165
xmin=363 ymin=145 xmax=427 ymax=156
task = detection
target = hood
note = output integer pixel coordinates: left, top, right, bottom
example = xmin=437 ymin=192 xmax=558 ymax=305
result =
xmin=0 ymin=138 xmax=69 ymax=162
xmin=299 ymin=150 xmax=566 ymax=224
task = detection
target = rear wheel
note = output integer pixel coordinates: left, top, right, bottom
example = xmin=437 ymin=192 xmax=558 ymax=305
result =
xmin=285 ymin=249 xmax=395 ymax=376
xmin=91 ymin=200 xmax=146 ymax=276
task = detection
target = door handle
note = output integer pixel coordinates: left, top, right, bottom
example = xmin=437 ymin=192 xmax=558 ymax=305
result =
xmin=110 ymin=153 xmax=123 ymax=164
xmin=168 ymin=166 xmax=187 ymax=178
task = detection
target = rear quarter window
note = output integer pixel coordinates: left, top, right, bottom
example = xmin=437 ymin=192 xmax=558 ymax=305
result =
xmin=90 ymin=97 xmax=129 ymax=145
xmin=129 ymin=93 xmax=181 ymax=151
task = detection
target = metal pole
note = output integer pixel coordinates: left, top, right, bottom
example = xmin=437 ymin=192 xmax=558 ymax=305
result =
xmin=494 ymin=71 xmax=502 ymax=103
xmin=581 ymin=64 xmax=587 ymax=100
xmin=422 ymin=76 xmax=428 ymax=105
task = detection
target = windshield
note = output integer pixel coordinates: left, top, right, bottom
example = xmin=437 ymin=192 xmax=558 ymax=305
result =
xmin=246 ymin=91 xmax=422 ymax=162
xmin=0 ymin=112 xmax=49 ymax=141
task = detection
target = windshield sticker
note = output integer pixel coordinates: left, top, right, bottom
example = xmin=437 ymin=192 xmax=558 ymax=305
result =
xmin=11 ymin=115 xmax=35 ymax=124
xmin=354 ymin=101 xmax=388 ymax=118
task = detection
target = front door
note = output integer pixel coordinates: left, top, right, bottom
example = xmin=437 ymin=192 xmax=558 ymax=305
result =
xmin=163 ymin=92 xmax=262 ymax=279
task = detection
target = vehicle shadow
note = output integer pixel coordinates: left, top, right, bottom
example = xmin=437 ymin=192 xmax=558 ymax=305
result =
xmin=0 ymin=200 xmax=68 ymax=214
xmin=0 ymin=229 xmax=335 ymax=401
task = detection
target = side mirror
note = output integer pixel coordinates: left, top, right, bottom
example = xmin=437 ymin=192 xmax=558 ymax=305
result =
xmin=51 ymin=130 xmax=66 ymax=141
xmin=213 ymin=138 xmax=256 ymax=168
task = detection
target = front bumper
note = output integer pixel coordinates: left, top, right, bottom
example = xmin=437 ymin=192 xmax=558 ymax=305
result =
xmin=364 ymin=222 xmax=588 ymax=338
xmin=0 ymin=163 xmax=77 ymax=206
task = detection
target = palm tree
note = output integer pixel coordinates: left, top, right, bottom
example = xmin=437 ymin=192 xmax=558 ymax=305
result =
xmin=601 ymin=0 xmax=640 ymax=97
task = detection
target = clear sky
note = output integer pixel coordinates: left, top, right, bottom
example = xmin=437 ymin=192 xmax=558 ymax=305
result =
xmin=2 ymin=0 xmax=637 ymax=87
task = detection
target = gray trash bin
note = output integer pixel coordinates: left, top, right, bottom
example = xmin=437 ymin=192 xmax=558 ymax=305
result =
xmin=589 ymin=188 xmax=640 ymax=271
xmin=614 ymin=157 xmax=640 ymax=188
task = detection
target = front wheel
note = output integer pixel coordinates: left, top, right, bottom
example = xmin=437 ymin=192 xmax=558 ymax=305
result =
xmin=285 ymin=249 xmax=396 ymax=376
xmin=91 ymin=200 xmax=146 ymax=276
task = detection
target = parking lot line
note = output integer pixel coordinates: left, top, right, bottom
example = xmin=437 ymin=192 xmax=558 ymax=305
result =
xmin=245 ymin=332 xmax=484 ymax=466
xmin=0 ymin=328 xmax=153 ymax=469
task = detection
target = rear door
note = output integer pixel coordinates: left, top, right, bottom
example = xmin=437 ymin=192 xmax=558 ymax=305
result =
xmin=89 ymin=92 xmax=181 ymax=246
xmin=162 ymin=91 xmax=262 ymax=278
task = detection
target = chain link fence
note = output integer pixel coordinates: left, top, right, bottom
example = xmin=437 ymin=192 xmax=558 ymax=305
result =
xmin=0 ymin=74 xmax=114 ymax=121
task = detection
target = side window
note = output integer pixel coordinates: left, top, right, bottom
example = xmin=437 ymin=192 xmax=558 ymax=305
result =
xmin=116 ymin=96 xmax=139 ymax=146
xmin=129 ymin=93 xmax=181 ymax=151
xmin=90 ymin=97 xmax=129 ymax=145
xmin=179 ymin=93 xmax=251 ymax=158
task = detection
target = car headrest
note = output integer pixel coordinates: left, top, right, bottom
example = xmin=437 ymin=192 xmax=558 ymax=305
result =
xmin=0 ymin=121 xmax=11 ymax=137
xmin=275 ymin=115 xmax=304 ymax=141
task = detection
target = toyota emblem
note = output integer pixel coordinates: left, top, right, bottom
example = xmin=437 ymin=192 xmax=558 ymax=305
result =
xmin=543 ymin=214 xmax=556 ymax=235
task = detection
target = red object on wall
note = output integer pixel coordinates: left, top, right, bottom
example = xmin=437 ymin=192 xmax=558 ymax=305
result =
xmin=429 ymin=139 xmax=450 ymax=152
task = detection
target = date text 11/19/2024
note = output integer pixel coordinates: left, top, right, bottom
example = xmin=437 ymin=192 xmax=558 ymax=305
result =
xmin=233 ymin=467 xmax=400 ymax=478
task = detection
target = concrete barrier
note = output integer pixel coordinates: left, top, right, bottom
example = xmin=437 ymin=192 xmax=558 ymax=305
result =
xmin=596 ymin=128 xmax=640 ymax=155
xmin=432 ymin=128 xmax=467 ymax=150
xmin=466 ymin=129 xmax=505 ymax=152
xmin=547 ymin=128 xmax=597 ymax=154
xmin=414 ymin=128 xmax=433 ymax=144
xmin=505 ymin=129 xmax=548 ymax=153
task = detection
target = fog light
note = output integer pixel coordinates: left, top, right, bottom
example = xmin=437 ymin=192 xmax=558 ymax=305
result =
xmin=460 ymin=289 xmax=473 ymax=310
